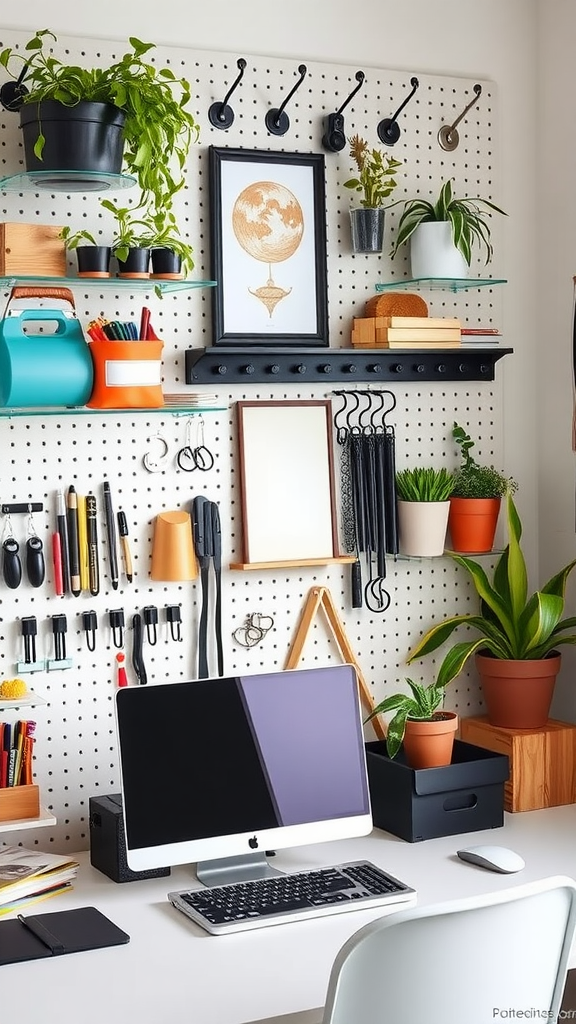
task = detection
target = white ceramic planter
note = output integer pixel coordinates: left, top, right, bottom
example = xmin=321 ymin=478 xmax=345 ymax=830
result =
xmin=410 ymin=221 xmax=469 ymax=279
xmin=397 ymin=500 xmax=451 ymax=557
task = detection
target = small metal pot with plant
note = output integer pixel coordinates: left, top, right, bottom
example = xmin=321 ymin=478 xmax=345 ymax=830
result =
xmin=395 ymin=467 xmax=454 ymax=558
xmin=449 ymin=422 xmax=517 ymax=553
xmin=365 ymin=675 xmax=458 ymax=769
xmin=343 ymin=134 xmax=402 ymax=254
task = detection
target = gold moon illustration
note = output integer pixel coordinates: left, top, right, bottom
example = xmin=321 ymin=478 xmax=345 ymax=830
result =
xmin=232 ymin=180 xmax=304 ymax=316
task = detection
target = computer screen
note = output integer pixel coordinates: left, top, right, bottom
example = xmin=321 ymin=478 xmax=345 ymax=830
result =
xmin=115 ymin=664 xmax=372 ymax=884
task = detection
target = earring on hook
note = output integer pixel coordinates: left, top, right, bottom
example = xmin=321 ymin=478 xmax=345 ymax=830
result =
xmin=2 ymin=512 xmax=22 ymax=589
xmin=25 ymin=504 xmax=45 ymax=588
xmin=143 ymin=433 xmax=170 ymax=473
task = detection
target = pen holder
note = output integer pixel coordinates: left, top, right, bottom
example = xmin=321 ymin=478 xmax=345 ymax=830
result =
xmin=0 ymin=784 xmax=40 ymax=823
xmin=150 ymin=511 xmax=198 ymax=581
xmin=87 ymin=339 xmax=164 ymax=409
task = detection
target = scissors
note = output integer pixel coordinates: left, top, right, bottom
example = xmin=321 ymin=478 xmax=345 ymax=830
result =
xmin=177 ymin=417 xmax=215 ymax=472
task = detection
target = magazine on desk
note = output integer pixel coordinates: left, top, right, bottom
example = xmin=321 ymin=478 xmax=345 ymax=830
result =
xmin=0 ymin=845 xmax=79 ymax=912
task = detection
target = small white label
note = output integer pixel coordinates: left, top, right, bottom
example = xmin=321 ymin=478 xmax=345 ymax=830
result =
xmin=104 ymin=360 xmax=162 ymax=387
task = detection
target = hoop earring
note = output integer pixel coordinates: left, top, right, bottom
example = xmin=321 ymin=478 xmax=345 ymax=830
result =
xmin=143 ymin=433 xmax=170 ymax=473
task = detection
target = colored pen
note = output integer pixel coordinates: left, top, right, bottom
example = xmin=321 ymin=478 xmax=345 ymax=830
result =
xmin=52 ymin=530 xmax=64 ymax=597
xmin=103 ymin=481 xmax=119 ymax=591
xmin=77 ymin=493 xmax=89 ymax=592
xmin=56 ymin=488 xmax=70 ymax=595
xmin=67 ymin=485 xmax=81 ymax=597
xmin=86 ymin=493 xmax=100 ymax=597
xmin=117 ymin=510 xmax=133 ymax=583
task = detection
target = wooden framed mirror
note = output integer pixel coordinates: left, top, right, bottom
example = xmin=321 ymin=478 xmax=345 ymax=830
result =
xmin=236 ymin=400 xmax=338 ymax=565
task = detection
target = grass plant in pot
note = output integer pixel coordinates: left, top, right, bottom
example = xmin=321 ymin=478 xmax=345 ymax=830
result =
xmin=59 ymin=226 xmax=111 ymax=277
xmin=389 ymin=179 xmax=506 ymax=279
xmin=449 ymin=422 xmax=518 ymax=554
xmin=0 ymin=29 xmax=199 ymax=209
xmin=406 ymin=494 xmax=576 ymax=729
xmin=343 ymin=135 xmax=402 ymax=254
xmin=365 ymin=675 xmax=458 ymax=769
xmin=396 ymin=467 xmax=454 ymax=557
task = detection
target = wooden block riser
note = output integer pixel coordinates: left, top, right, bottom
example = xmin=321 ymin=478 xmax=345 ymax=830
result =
xmin=0 ymin=784 xmax=40 ymax=822
xmin=0 ymin=223 xmax=66 ymax=277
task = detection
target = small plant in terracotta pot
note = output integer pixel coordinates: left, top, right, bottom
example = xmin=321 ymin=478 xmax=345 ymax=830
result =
xmin=449 ymin=423 xmax=517 ymax=553
xmin=407 ymin=494 xmax=576 ymax=728
xmin=365 ymin=676 xmax=458 ymax=769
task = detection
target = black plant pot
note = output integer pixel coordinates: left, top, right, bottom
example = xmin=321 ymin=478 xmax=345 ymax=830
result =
xmin=76 ymin=245 xmax=112 ymax=278
xmin=19 ymin=101 xmax=126 ymax=183
xmin=350 ymin=207 xmax=385 ymax=254
xmin=151 ymin=247 xmax=183 ymax=279
xmin=116 ymin=247 xmax=151 ymax=278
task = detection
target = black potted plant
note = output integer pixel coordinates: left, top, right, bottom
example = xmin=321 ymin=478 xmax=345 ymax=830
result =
xmin=59 ymin=226 xmax=112 ymax=277
xmin=100 ymin=199 xmax=156 ymax=278
xmin=343 ymin=134 xmax=402 ymax=254
xmin=146 ymin=210 xmax=195 ymax=280
xmin=449 ymin=422 xmax=517 ymax=553
xmin=0 ymin=29 xmax=199 ymax=212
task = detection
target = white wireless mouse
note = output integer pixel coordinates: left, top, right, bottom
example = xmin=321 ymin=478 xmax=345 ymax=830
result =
xmin=456 ymin=844 xmax=525 ymax=874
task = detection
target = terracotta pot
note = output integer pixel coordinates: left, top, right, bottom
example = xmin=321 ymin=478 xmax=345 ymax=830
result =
xmin=402 ymin=712 xmax=459 ymax=769
xmin=476 ymin=651 xmax=561 ymax=729
xmin=448 ymin=497 xmax=501 ymax=553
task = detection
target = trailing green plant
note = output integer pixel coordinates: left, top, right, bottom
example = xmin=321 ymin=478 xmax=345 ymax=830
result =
xmin=406 ymin=493 xmax=576 ymax=690
xmin=364 ymin=677 xmax=450 ymax=759
xmin=343 ymin=135 xmax=402 ymax=209
xmin=389 ymin=178 xmax=506 ymax=264
xmin=0 ymin=29 xmax=199 ymax=212
xmin=396 ymin=467 xmax=454 ymax=502
xmin=145 ymin=208 xmax=195 ymax=277
xmin=451 ymin=422 xmax=517 ymax=499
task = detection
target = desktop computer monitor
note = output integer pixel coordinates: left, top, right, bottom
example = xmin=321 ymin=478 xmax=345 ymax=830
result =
xmin=115 ymin=664 xmax=372 ymax=885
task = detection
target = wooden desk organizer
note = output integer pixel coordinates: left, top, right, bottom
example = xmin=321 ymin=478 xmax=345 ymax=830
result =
xmin=460 ymin=716 xmax=576 ymax=812
xmin=0 ymin=784 xmax=40 ymax=822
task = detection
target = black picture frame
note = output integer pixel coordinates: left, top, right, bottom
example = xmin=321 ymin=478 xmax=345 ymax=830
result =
xmin=209 ymin=147 xmax=328 ymax=347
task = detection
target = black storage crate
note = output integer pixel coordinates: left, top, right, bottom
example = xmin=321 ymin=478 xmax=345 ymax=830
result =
xmin=365 ymin=739 xmax=509 ymax=843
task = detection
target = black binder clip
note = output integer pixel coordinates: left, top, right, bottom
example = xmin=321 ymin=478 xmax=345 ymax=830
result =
xmin=17 ymin=615 xmax=45 ymax=673
xmin=166 ymin=605 xmax=182 ymax=643
xmin=47 ymin=613 xmax=72 ymax=671
xmin=82 ymin=610 xmax=98 ymax=653
xmin=109 ymin=609 xmax=125 ymax=650
xmin=143 ymin=606 xmax=158 ymax=646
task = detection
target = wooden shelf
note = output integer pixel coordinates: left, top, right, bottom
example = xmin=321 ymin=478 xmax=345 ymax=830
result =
xmin=230 ymin=556 xmax=356 ymax=571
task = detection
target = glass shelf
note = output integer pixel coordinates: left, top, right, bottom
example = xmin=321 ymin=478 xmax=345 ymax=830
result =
xmin=0 ymin=691 xmax=47 ymax=709
xmin=0 ymin=169 xmax=137 ymax=193
xmin=0 ymin=275 xmax=217 ymax=294
xmin=375 ymin=277 xmax=507 ymax=293
xmin=0 ymin=404 xmax=226 ymax=419
xmin=0 ymin=806 xmax=57 ymax=832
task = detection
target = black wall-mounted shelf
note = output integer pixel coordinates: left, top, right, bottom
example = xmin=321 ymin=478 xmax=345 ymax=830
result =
xmin=185 ymin=346 xmax=513 ymax=385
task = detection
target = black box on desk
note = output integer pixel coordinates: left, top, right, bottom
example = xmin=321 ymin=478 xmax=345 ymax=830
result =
xmin=89 ymin=793 xmax=171 ymax=883
xmin=365 ymin=739 xmax=509 ymax=843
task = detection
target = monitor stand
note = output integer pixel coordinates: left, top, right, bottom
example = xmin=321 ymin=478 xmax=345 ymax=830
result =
xmin=196 ymin=852 xmax=283 ymax=887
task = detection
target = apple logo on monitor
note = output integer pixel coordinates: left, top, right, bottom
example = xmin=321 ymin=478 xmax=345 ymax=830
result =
xmin=249 ymin=836 xmax=259 ymax=849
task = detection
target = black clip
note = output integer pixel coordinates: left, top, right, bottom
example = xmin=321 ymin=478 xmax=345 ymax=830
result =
xmin=109 ymin=608 xmax=125 ymax=650
xmin=51 ymin=614 xmax=68 ymax=661
xmin=166 ymin=605 xmax=182 ymax=642
xmin=143 ymin=605 xmax=159 ymax=646
xmin=21 ymin=616 xmax=38 ymax=664
xmin=82 ymin=610 xmax=98 ymax=653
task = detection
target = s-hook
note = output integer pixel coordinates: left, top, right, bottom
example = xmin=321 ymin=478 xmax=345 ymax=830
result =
xmin=208 ymin=58 xmax=247 ymax=130
xmin=377 ymin=76 xmax=419 ymax=146
xmin=322 ymin=70 xmax=365 ymax=153
xmin=0 ymin=63 xmax=29 ymax=112
xmin=265 ymin=64 xmax=307 ymax=136
xmin=438 ymin=83 xmax=482 ymax=152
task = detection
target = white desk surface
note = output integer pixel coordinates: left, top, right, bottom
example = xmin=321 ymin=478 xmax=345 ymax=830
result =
xmin=2 ymin=805 xmax=576 ymax=1024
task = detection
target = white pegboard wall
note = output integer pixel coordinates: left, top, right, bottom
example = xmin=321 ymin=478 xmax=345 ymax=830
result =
xmin=0 ymin=28 xmax=506 ymax=850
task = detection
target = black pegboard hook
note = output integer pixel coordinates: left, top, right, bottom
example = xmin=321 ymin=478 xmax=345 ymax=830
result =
xmin=322 ymin=71 xmax=365 ymax=153
xmin=208 ymin=58 xmax=247 ymax=130
xmin=265 ymin=64 xmax=307 ymax=136
xmin=0 ymin=63 xmax=29 ymax=112
xmin=377 ymin=76 xmax=419 ymax=146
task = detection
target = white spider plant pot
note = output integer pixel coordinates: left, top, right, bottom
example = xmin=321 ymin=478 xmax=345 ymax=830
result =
xmin=397 ymin=500 xmax=451 ymax=557
xmin=410 ymin=221 xmax=469 ymax=279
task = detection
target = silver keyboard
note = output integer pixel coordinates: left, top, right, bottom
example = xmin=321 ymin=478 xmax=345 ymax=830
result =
xmin=168 ymin=860 xmax=416 ymax=935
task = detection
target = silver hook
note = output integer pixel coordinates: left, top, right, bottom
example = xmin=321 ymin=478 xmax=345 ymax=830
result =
xmin=438 ymin=83 xmax=482 ymax=151
xmin=26 ymin=503 xmax=39 ymax=540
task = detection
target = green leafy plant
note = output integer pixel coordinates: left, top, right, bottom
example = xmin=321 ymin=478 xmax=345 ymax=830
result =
xmin=58 ymin=226 xmax=99 ymax=250
xmin=0 ymin=29 xmax=200 ymax=213
xmin=100 ymin=199 xmax=155 ymax=263
xmin=389 ymin=179 xmax=506 ymax=264
xmin=406 ymin=493 xmax=576 ymax=690
xmin=396 ymin=467 xmax=454 ymax=502
xmin=343 ymin=135 xmax=402 ymax=208
xmin=451 ymin=423 xmax=517 ymax=499
xmin=145 ymin=208 xmax=195 ymax=277
xmin=364 ymin=677 xmax=451 ymax=758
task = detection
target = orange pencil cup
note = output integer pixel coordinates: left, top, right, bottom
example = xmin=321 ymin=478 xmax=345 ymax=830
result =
xmin=87 ymin=339 xmax=164 ymax=409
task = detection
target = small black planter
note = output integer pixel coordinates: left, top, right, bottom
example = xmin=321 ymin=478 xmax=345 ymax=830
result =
xmin=20 ymin=100 xmax=126 ymax=175
xmin=151 ymin=247 xmax=183 ymax=279
xmin=349 ymin=207 xmax=385 ymax=254
xmin=116 ymin=247 xmax=151 ymax=278
xmin=76 ymin=245 xmax=112 ymax=278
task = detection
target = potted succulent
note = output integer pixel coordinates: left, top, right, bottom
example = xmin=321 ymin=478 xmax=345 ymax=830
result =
xmin=389 ymin=178 xmax=507 ymax=278
xmin=406 ymin=493 xmax=576 ymax=729
xmin=395 ymin=467 xmax=454 ymax=557
xmin=365 ymin=676 xmax=458 ymax=769
xmin=0 ymin=29 xmax=199 ymax=213
xmin=59 ymin=226 xmax=111 ymax=277
xmin=343 ymin=134 xmax=402 ymax=254
xmin=449 ymin=422 xmax=518 ymax=553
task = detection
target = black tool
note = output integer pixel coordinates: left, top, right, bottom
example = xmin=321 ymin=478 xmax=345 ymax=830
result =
xmin=131 ymin=613 xmax=147 ymax=685
xmin=21 ymin=616 xmax=38 ymax=664
xmin=3 ymin=536 xmax=21 ymax=589
xmin=103 ymin=482 xmax=119 ymax=591
xmin=81 ymin=610 xmax=98 ymax=652
xmin=51 ymin=614 xmax=68 ymax=661
xmin=192 ymin=496 xmax=224 ymax=678
xmin=109 ymin=609 xmax=125 ymax=649
xmin=166 ymin=605 xmax=182 ymax=642
xmin=26 ymin=536 xmax=45 ymax=588
xmin=143 ymin=606 xmax=158 ymax=645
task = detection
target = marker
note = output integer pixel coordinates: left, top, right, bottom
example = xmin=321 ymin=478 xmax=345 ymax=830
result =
xmin=67 ymin=485 xmax=81 ymax=597
xmin=52 ymin=531 xmax=64 ymax=597
xmin=86 ymin=494 xmax=100 ymax=597
xmin=117 ymin=510 xmax=133 ymax=583
xmin=103 ymin=481 xmax=119 ymax=591
xmin=56 ymin=488 xmax=70 ymax=595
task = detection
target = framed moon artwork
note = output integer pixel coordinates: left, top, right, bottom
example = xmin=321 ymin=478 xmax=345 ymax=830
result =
xmin=208 ymin=147 xmax=329 ymax=347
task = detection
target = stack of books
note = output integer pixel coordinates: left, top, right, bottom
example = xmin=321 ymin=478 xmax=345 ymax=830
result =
xmin=0 ymin=845 xmax=79 ymax=917
xmin=351 ymin=315 xmax=461 ymax=349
